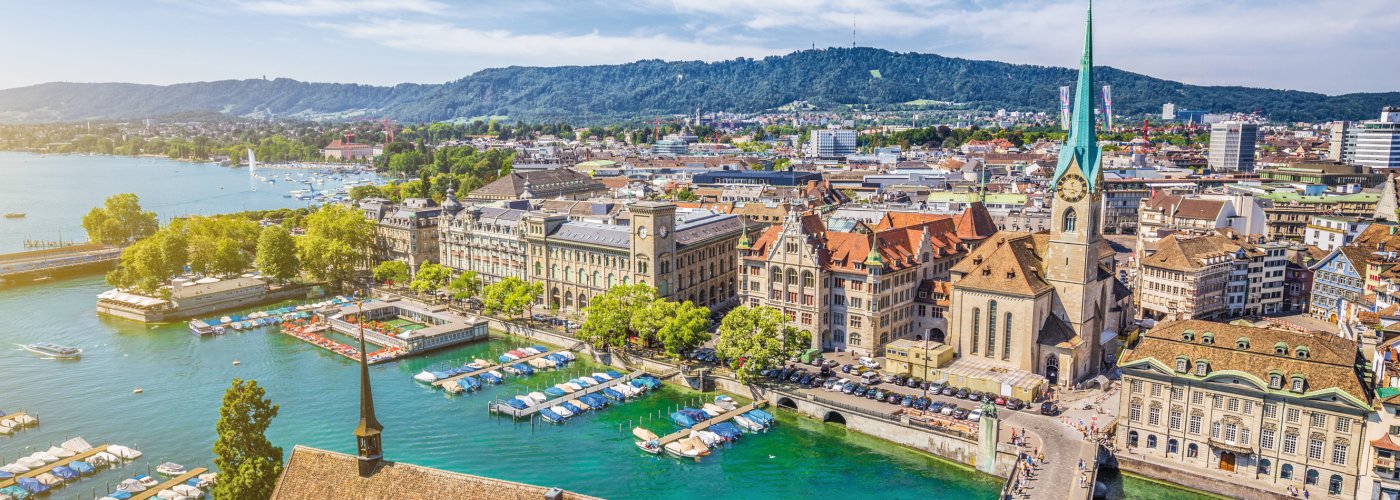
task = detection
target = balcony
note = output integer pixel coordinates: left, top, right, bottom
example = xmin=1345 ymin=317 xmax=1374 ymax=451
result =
xmin=1378 ymin=455 xmax=1396 ymax=471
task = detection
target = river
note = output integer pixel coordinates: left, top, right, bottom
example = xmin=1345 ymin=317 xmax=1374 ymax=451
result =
xmin=0 ymin=153 xmax=1210 ymax=499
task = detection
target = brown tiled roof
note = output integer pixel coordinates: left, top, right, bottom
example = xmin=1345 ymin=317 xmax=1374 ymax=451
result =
xmin=271 ymin=446 xmax=599 ymax=500
xmin=468 ymin=168 xmax=603 ymax=199
xmin=875 ymin=212 xmax=952 ymax=231
xmin=1120 ymin=320 xmax=1368 ymax=405
xmin=950 ymin=232 xmax=1053 ymax=296
xmin=1371 ymin=434 xmax=1400 ymax=452
xmin=1143 ymin=192 xmax=1226 ymax=221
xmin=596 ymin=176 xmax=630 ymax=189
xmin=1142 ymin=234 xmax=1240 ymax=272
xmin=1353 ymin=224 xmax=1400 ymax=251
xmin=745 ymin=213 xmax=965 ymax=273
xmin=953 ymin=203 xmax=997 ymax=240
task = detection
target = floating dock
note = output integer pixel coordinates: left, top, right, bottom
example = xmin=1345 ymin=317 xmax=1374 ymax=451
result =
xmin=489 ymin=370 xmax=645 ymax=418
xmin=0 ymin=444 xmax=109 ymax=489
xmin=432 ymin=348 xmax=570 ymax=389
xmin=657 ymin=402 xmax=767 ymax=446
xmin=129 ymin=467 xmax=209 ymax=500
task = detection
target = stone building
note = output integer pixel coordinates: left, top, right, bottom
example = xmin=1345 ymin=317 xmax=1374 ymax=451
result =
xmin=1116 ymin=320 xmax=1373 ymax=498
xmin=465 ymin=168 xmax=606 ymax=202
xmin=360 ymin=198 xmax=442 ymax=273
xmin=1137 ymin=232 xmax=1286 ymax=321
xmin=736 ymin=210 xmax=975 ymax=355
xmin=437 ymin=197 xmax=528 ymax=285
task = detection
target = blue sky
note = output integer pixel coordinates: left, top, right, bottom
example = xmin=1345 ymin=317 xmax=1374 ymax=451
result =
xmin=3 ymin=0 xmax=1397 ymax=94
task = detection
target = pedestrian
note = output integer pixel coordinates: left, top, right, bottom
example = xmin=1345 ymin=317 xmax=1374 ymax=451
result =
xmin=1304 ymin=488 xmax=1310 ymax=499
xmin=1078 ymin=458 xmax=1085 ymax=471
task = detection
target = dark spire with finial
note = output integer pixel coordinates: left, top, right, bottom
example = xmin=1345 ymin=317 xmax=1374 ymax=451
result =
xmin=353 ymin=299 xmax=384 ymax=477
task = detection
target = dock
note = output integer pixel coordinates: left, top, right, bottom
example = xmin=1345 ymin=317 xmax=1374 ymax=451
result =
xmin=432 ymin=348 xmax=570 ymax=388
xmin=0 ymin=444 xmax=109 ymax=489
xmin=490 ymin=370 xmax=645 ymax=418
xmin=656 ymin=402 xmax=766 ymax=446
xmin=130 ymin=467 xmax=208 ymax=500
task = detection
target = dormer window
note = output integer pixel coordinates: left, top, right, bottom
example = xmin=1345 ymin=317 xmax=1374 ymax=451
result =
xmin=1175 ymin=357 xmax=1189 ymax=373
xmin=1274 ymin=342 xmax=1289 ymax=355
xmin=1290 ymin=376 xmax=1306 ymax=393
xmin=1236 ymin=337 xmax=1250 ymax=350
xmin=1195 ymin=360 xmax=1210 ymax=376
xmin=1201 ymin=332 xmax=1215 ymax=345
xmin=1269 ymin=373 xmax=1284 ymax=390
xmin=1295 ymin=346 xmax=1310 ymax=359
xmin=1182 ymin=330 xmax=1196 ymax=342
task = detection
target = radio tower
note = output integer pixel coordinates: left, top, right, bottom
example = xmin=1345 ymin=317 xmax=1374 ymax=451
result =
xmin=852 ymin=14 xmax=857 ymax=48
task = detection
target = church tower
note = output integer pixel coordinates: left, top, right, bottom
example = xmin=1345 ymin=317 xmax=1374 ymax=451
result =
xmin=353 ymin=301 xmax=384 ymax=478
xmin=1045 ymin=3 xmax=1104 ymax=332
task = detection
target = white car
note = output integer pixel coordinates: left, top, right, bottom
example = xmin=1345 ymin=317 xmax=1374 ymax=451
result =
xmin=858 ymin=357 xmax=880 ymax=369
xmin=968 ymin=409 xmax=983 ymax=422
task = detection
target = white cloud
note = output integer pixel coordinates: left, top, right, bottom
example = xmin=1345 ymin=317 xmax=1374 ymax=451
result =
xmin=316 ymin=19 xmax=786 ymax=66
xmin=235 ymin=0 xmax=448 ymax=16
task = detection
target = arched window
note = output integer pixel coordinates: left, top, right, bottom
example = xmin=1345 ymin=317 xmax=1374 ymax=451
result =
xmin=1258 ymin=459 xmax=1271 ymax=475
xmin=607 ymin=273 xmax=615 ymax=287
xmin=1280 ymin=464 xmax=1293 ymax=480
xmin=1146 ymin=435 xmax=1157 ymax=449
xmin=1063 ymin=208 xmax=1078 ymax=232
xmin=971 ymin=308 xmax=980 ymax=354
xmin=1127 ymin=431 xmax=1139 ymax=447
xmin=1186 ymin=443 xmax=1198 ymax=458
xmin=1002 ymin=312 xmax=1012 ymax=360
xmin=787 ymin=269 xmax=798 ymax=286
xmin=802 ymin=271 xmax=814 ymax=288
xmin=592 ymin=271 xmax=600 ymax=287
xmin=535 ymin=262 xmax=542 ymax=275
xmin=1305 ymin=469 xmax=1319 ymax=486
xmin=1329 ymin=475 xmax=1343 ymax=495
xmin=771 ymin=266 xmax=782 ymax=283
xmin=986 ymin=301 xmax=998 ymax=356
xmin=1167 ymin=439 xmax=1178 ymax=454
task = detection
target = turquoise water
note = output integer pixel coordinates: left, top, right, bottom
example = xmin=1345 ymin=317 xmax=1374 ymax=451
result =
xmin=0 ymin=274 xmax=1001 ymax=499
xmin=0 ymin=152 xmax=376 ymax=253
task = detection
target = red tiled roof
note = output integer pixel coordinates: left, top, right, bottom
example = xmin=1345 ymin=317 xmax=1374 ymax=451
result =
xmin=954 ymin=203 xmax=997 ymax=240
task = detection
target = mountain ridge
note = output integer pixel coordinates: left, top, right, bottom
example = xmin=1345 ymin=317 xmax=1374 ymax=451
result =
xmin=0 ymin=47 xmax=1394 ymax=124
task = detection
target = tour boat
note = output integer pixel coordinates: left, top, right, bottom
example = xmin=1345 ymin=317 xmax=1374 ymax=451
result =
xmin=188 ymin=320 xmax=216 ymax=336
xmin=156 ymin=462 xmax=186 ymax=476
xmin=23 ymin=342 xmax=82 ymax=359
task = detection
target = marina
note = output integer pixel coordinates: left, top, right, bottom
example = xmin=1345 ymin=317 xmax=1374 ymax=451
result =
xmin=490 ymin=370 xmax=647 ymax=419
xmin=432 ymin=347 xmax=572 ymax=389
xmin=126 ymin=467 xmax=210 ymax=500
xmin=0 ymin=412 xmax=39 ymax=436
xmin=656 ymin=402 xmax=768 ymax=447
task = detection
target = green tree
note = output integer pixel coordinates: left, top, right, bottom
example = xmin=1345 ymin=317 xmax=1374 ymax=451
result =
xmin=654 ymin=300 xmax=712 ymax=358
xmin=211 ymin=379 xmax=283 ymax=500
xmin=82 ymin=193 xmax=158 ymax=245
xmin=254 ymin=225 xmax=299 ymax=284
xmin=578 ymin=283 xmax=656 ymax=350
xmin=371 ymin=260 xmax=410 ymax=285
xmin=673 ymin=188 xmax=698 ymax=202
xmin=211 ymin=237 xmax=248 ymax=276
xmin=480 ymin=276 xmax=542 ymax=318
xmin=409 ymin=262 xmax=452 ymax=295
xmin=348 ymin=185 xmax=386 ymax=201
xmin=297 ymin=204 xmax=375 ymax=290
xmin=713 ymin=306 xmax=811 ymax=383
xmin=447 ymin=271 xmax=482 ymax=301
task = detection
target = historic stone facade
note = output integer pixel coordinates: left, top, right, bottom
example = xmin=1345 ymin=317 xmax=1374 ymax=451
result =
xmin=360 ymin=197 xmax=442 ymax=273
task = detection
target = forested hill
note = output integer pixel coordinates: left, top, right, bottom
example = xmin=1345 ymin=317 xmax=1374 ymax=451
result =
xmin=1 ymin=47 xmax=1394 ymax=124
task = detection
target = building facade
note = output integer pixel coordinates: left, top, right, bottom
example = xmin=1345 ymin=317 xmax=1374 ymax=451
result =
xmin=1117 ymin=320 xmax=1372 ymax=499
xmin=1306 ymin=215 xmax=1372 ymax=252
xmin=438 ymin=201 xmax=528 ymax=285
xmin=1209 ymin=121 xmax=1258 ymax=172
xmin=808 ymin=128 xmax=857 ymax=157
xmin=361 ymin=198 xmax=442 ymax=273
xmin=1344 ymin=108 xmax=1400 ymax=170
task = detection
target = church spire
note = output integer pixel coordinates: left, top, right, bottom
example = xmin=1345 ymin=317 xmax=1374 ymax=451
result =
xmin=353 ymin=299 xmax=384 ymax=477
xmin=1052 ymin=0 xmax=1101 ymax=191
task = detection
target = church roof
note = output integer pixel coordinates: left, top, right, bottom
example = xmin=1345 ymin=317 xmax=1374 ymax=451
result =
xmin=953 ymin=203 xmax=998 ymax=240
xmin=271 ymin=446 xmax=599 ymax=500
xmin=950 ymin=232 xmax=1053 ymax=296
xmin=1051 ymin=3 xmax=1102 ymax=191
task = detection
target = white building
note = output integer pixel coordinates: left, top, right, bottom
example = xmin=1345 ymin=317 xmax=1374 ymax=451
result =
xmin=808 ymin=128 xmax=857 ymax=157
xmin=1351 ymin=108 xmax=1400 ymax=171
xmin=1209 ymin=121 xmax=1258 ymax=172
xmin=1306 ymin=215 xmax=1372 ymax=251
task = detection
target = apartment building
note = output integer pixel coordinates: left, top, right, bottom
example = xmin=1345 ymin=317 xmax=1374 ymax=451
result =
xmin=360 ymin=197 xmax=442 ymax=273
xmin=1306 ymin=215 xmax=1372 ymax=252
xmin=1117 ymin=320 xmax=1372 ymax=498
xmin=1136 ymin=192 xmax=1267 ymax=258
xmin=438 ymin=201 xmax=528 ymax=285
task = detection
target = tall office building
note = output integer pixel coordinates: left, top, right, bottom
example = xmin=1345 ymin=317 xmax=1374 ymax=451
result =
xmin=1208 ymin=121 xmax=1257 ymax=172
xmin=1347 ymin=107 xmax=1400 ymax=170
xmin=1329 ymin=121 xmax=1352 ymax=162
xmin=1161 ymin=102 xmax=1175 ymax=121
xmin=808 ymin=128 xmax=857 ymax=157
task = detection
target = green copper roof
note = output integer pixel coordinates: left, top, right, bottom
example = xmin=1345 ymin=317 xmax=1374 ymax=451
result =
xmin=863 ymin=234 xmax=884 ymax=268
xmin=1052 ymin=1 xmax=1101 ymax=192
xmin=736 ymin=224 xmax=751 ymax=250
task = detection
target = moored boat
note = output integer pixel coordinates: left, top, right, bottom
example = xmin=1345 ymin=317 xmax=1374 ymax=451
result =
xmin=633 ymin=427 xmax=661 ymax=454
xmin=23 ymin=342 xmax=82 ymax=359
xmin=155 ymin=462 xmax=186 ymax=476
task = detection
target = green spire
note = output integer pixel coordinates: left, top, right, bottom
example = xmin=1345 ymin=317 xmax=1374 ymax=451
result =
xmin=736 ymin=224 xmax=751 ymax=250
xmin=1052 ymin=0 xmax=1101 ymax=191
xmin=863 ymin=233 xmax=884 ymax=268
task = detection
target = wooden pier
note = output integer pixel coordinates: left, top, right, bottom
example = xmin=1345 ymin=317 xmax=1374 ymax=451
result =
xmin=432 ymin=348 xmax=569 ymax=389
xmin=0 ymin=444 xmax=109 ymax=489
xmin=490 ymin=370 xmax=645 ymax=418
xmin=130 ymin=467 xmax=209 ymax=500
xmin=656 ymin=402 xmax=767 ymax=446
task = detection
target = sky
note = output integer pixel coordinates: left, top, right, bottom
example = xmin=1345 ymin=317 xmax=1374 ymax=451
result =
xmin=2 ymin=0 xmax=1397 ymax=95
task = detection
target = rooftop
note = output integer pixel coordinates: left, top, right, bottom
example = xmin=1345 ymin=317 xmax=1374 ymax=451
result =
xmin=271 ymin=445 xmax=599 ymax=500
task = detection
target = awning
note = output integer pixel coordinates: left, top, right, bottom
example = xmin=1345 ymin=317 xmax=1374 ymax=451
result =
xmin=1207 ymin=438 xmax=1255 ymax=455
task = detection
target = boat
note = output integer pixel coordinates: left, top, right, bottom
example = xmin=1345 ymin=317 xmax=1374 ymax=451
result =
xmin=156 ymin=462 xmax=186 ymax=476
xmin=232 ymin=360 xmax=241 ymax=366
xmin=413 ymin=371 xmax=438 ymax=383
xmin=527 ymin=392 xmax=548 ymax=404
xmin=539 ymin=407 xmax=564 ymax=423
xmin=188 ymin=320 xmax=216 ymax=336
xmin=550 ymin=405 xmax=573 ymax=418
xmin=633 ymin=428 xmax=661 ymax=454
xmin=732 ymin=415 xmax=764 ymax=432
xmin=137 ymin=474 xmax=160 ymax=487
xmin=663 ymin=441 xmax=697 ymax=459
xmin=703 ymin=403 xmax=728 ymax=416
xmin=23 ymin=342 xmax=82 ymax=359
xmin=715 ymin=395 xmax=738 ymax=410
xmin=3 ymin=213 xmax=25 ymax=218
xmin=133 ymin=388 xmax=144 ymax=394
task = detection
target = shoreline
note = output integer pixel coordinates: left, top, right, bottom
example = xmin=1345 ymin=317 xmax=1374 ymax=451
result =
xmin=0 ymin=149 xmax=373 ymax=170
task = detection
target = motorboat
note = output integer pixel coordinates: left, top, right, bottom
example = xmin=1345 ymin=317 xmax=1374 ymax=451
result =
xmin=663 ymin=441 xmax=698 ymax=460
xmin=23 ymin=342 xmax=82 ymax=359
xmin=189 ymin=320 xmax=216 ymax=336
xmin=633 ymin=427 xmax=661 ymax=454
xmin=715 ymin=395 xmax=738 ymax=410
xmin=732 ymin=415 xmax=764 ymax=432
xmin=550 ymin=405 xmax=573 ymax=418
xmin=527 ymin=392 xmax=548 ymax=404
xmin=4 ymin=213 xmax=25 ymax=218
xmin=156 ymin=462 xmax=186 ymax=476
xmin=137 ymin=474 xmax=160 ymax=487
xmin=413 ymin=371 xmax=438 ymax=383
xmin=703 ymin=403 xmax=728 ymax=417
xmin=569 ymin=399 xmax=590 ymax=411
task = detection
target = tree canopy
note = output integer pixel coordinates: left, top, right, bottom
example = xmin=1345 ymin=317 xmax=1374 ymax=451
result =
xmin=371 ymin=260 xmax=409 ymax=285
xmin=447 ymin=271 xmax=482 ymax=301
xmin=296 ymin=204 xmax=375 ymax=290
xmin=212 ymin=378 xmax=283 ymax=500
xmin=714 ymin=306 xmax=811 ymax=383
xmin=254 ymin=225 xmax=299 ymax=283
xmin=409 ymin=262 xmax=452 ymax=295
xmin=82 ymin=193 xmax=157 ymax=245
xmin=578 ymin=283 xmax=657 ymax=350
xmin=480 ymin=276 xmax=542 ymax=318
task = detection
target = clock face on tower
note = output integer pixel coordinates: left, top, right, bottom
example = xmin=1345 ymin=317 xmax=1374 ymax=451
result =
xmin=1056 ymin=174 xmax=1088 ymax=203
xmin=658 ymin=226 xmax=669 ymax=239
xmin=637 ymin=226 xmax=648 ymax=239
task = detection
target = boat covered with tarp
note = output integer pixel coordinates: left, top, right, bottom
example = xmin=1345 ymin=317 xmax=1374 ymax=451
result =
xmin=479 ymin=371 xmax=503 ymax=384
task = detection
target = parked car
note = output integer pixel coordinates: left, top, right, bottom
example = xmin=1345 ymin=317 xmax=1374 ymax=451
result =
xmin=1040 ymin=401 xmax=1060 ymax=416
xmin=940 ymin=386 xmax=957 ymax=397
xmin=916 ymin=397 xmax=932 ymax=410
xmin=956 ymin=388 xmax=969 ymax=399
xmin=869 ymin=389 xmax=884 ymax=400
xmin=823 ymin=359 xmax=840 ymax=369
xmin=968 ymin=409 xmax=983 ymax=422
xmin=900 ymin=395 xmax=914 ymax=407
xmin=908 ymin=377 xmax=923 ymax=388
xmin=928 ymin=401 xmax=946 ymax=413
xmin=843 ymin=383 xmax=857 ymax=395
xmin=799 ymin=374 xmax=815 ymax=386
xmin=859 ymin=357 xmax=881 ymax=369
xmin=966 ymin=391 xmax=981 ymax=402
xmin=840 ymin=364 xmax=854 ymax=374
xmin=940 ymin=404 xmax=957 ymax=416
xmin=994 ymin=396 xmax=1007 ymax=406
xmin=860 ymin=371 xmax=881 ymax=385
xmin=1006 ymin=398 xmax=1025 ymax=411
xmin=788 ymin=370 xmax=805 ymax=382
xmin=952 ymin=408 xmax=970 ymax=420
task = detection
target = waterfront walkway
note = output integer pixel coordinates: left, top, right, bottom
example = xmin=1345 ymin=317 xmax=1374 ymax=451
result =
xmin=656 ymin=402 xmax=765 ymax=446
xmin=0 ymin=244 xmax=120 ymax=280
xmin=433 ymin=348 xmax=570 ymax=389
xmin=0 ymin=444 xmax=109 ymax=489
xmin=130 ymin=467 xmax=208 ymax=500
xmin=489 ymin=370 xmax=644 ymax=418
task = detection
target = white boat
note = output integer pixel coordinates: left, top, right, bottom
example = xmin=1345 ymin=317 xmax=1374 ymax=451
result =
xmin=172 ymin=484 xmax=205 ymax=498
xmin=528 ymin=392 xmax=548 ymax=403
xmin=468 ymin=359 xmax=492 ymax=369
xmin=732 ymin=415 xmax=764 ymax=432
xmin=138 ymin=474 xmax=160 ymax=487
xmin=551 ymin=405 xmax=573 ymax=418
xmin=413 ymin=371 xmax=438 ymax=383
xmin=633 ymin=427 xmax=661 ymax=454
xmin=487 ymin=370 xmax=503 ymax=380
xmin=23 ymin=342 xmax=82 ymax=359
xmin=703 ymin=403 xmax=728 ymax=416
xmin=563 ymin=382 xmax=583 ymax=392
xmin=30 ymin=451 xmax=59 ymax=463
xmin=715 ymin=395 xmax=738 ymax=410
xmin=442 ymin=381 xmax=463 ymax=394
xmin=108 ymin=445 xmax=143 ymax=459
xmin=696 ymin=430 xmax=723 ymax=445
xmin=156 ymin=462 xmax=186 ymax=476
xmin=46 ymin=445 xmax=75 ymax=458
xmin=592 ymin=372 xmax=613 ymax=381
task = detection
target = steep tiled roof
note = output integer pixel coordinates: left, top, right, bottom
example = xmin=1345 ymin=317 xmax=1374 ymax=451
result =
xmin=1120 ymin=320 xmax=1369 ymax=406
xmin=1143 ymin=234 xmax=1240 ymax=272
xmin=1143 ymin=192 xmax=1227 ymax=221
xmin=953 ymin=202 xmax=997 ymax=240
xmin=468 ymin=168 xmax=603 ymax=199
xmin=744 ymin=212 xmax=963 ymax=273
xmin=875 ymin=212 xmax=951 ymax=231
xmin=271 ymin=446 xmax=599 ymax=500
xmin=950 ymin=232 xmax=1053 ymax=296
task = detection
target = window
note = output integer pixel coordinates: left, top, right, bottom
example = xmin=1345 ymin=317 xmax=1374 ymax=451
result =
xmin=1287 ymin=408 xmax=1300 ymax=423
xmin=1336 ymin=418 xmax=1351 ymax=434
xmin=1189 ymin=414 xmax=1202 ymax=434
xmin=1224 ymin=423 xmax=1237 ymax=443
xmin=1171 ymin=387 xmax=1183 ymax=400
xmin=1148 ymin=405 xmax=1161 ymax=426
xmin=1211 ymin=421 xmax=1220 ymax=438
xmin=1261 ymin=428 xmax=1275 ymax=450
xmin=1283 ymin=433 xmax=1298 ymax=455
xmin=1329 ymin=475 xmax=1343 ymax=495
xmin=1258 ymin=459 xmax=1271 ymax=475
xmin=802 ymin=271 xmax=814 ymax=288
xmin=1195 ymin=361 xmax=1209 ymax=376
xmin=1186 ymin=443 xmax=1198 ymax=458
xmin=1175 ymin=358 xmax=1188 ymax=372
xmin=1151 ymin=384 xmax=1162 ymax=398
xmin=1227 ymin=398 xmax=1239 ymax=412
xmin=1003 ymin=312 xmax=1012 ymax=360
xmin=1147 ymin=435 xmax=1157 ymax=449
xmin=1063 ymin=208 xmax=1077 ymax=232
xmin=1192 ymin=392 xmax=1204 ymax=405
xmin=1308 ymin=437 xmax=1324 ymax=460
xmin=1280 ymin=464 xmax=1293 ymax=480
xmin=1213 ymin=395 xmax=1222 ymax=409
xmin=1169 ymin=409 xmax=1182 ymax=429
xmin=1131 ymin=380 xmax=1143 ymax=393
xmin=1129 ymin=401 xmax=1142 ymax=422
xmin=986 ymin=301 xmax=997 ymax=355
xmin=1127 ymin=431 xmax=1139 ymax=448
xmin=1311 ymin=413 xmax=1327 ymax=428
xmin=1305 ymin=469 xmax=1319 ymax=486
xmin=1243 ymin=401 xmax=1253 ymax=415
xmin=1167 ymin=439 xmax=1179 ymax=454
xmin=971 ymin=308 xmax=980 ymax=354
xmin=1332 ymin=441 xmax=1348 ymax=465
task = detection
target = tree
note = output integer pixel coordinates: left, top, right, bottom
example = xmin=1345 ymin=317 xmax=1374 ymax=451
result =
xmin=713 ymin=306 xmax=811 ymax=383
xmin=409 ymin=262 xmax=452 ymax=295
xmin=254 ymin=225 xmax=299 ymax=284
xmin=211 ymin=238 xmax=249 ymax=277
xmin=480 ymin=276 xmax=542 ymax=318
xmin=653 ymin=300 xmax=712 ymax=358
xmin=212 ymin=379 xmax=283 ymax=500
xmin=348 ymin=185 xmax=386 ymax=201
xmin=578 ymin=284 xmax=656 ymax=350
xmin=297 ymin=204 xmax=375 ymax=290
xmin=673 ymin=188 xmax=698 ymax=202
xmin=82 ymin=193 xmax=158 ymax=245
xmin=447 ymin=271 xmax=482 ymax=301
xmin=371 ymin=261 xmax=409 ymax=285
